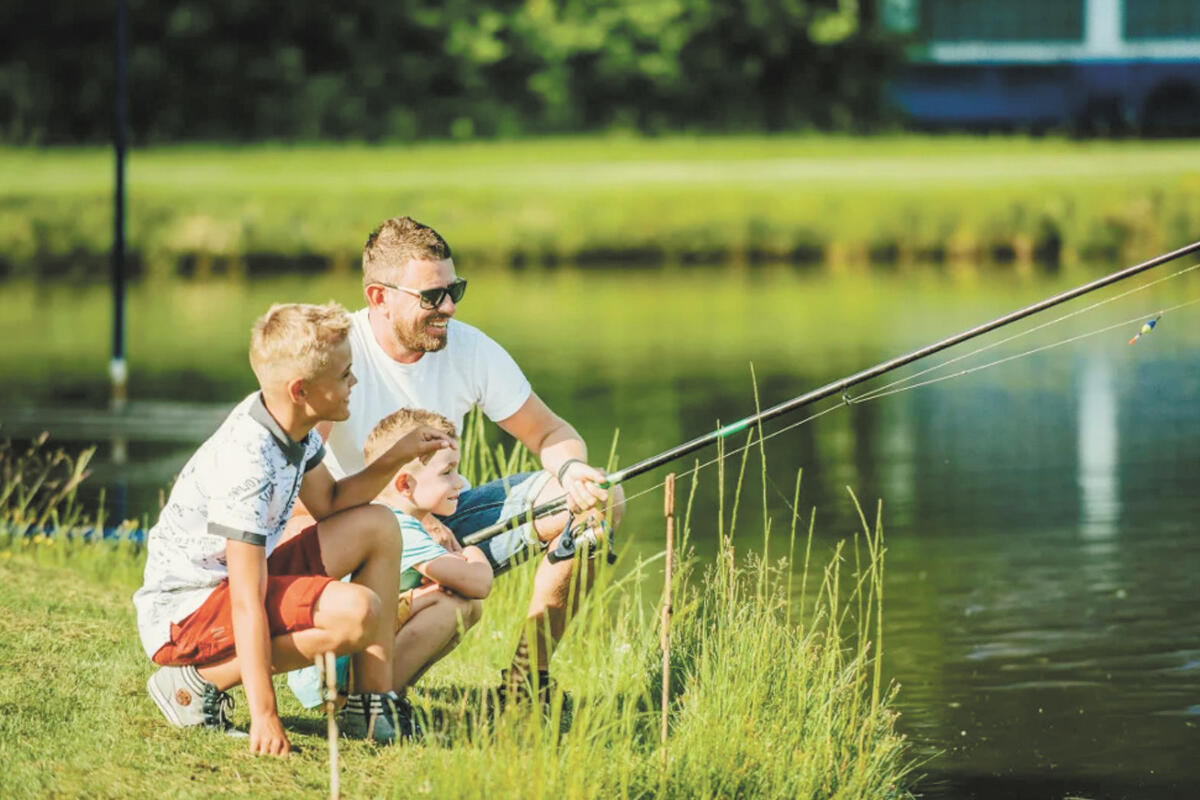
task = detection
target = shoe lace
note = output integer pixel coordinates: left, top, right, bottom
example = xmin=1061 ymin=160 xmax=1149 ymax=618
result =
xmin=202 ymin=687 xmax=235 ymax=729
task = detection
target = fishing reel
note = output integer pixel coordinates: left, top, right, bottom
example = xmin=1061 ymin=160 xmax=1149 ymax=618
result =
xmin=547 ymin=511 xmax=616 ymax=566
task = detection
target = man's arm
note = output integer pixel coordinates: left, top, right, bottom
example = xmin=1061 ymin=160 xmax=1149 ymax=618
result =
xmin=497 ymin=392 xmax=608 ymax=512
xmin=300 ymin=424 xmax=454 ymax=521
xmin=416 ymin=546 xmax=493 ymax=599
xmin=226 ymin=539 xmax=290 ymax=756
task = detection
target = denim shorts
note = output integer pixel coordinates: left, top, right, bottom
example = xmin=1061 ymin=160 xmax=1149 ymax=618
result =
xmin=438 ymin=471 xmax=552 ymax=574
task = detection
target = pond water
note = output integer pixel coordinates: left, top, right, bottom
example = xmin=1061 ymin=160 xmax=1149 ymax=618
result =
xmin=3 ymin=264 xmax=1200 ymax=799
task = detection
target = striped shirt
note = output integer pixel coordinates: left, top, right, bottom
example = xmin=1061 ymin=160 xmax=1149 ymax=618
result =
xmin=396 ymin=509 xmax=450 ymax=590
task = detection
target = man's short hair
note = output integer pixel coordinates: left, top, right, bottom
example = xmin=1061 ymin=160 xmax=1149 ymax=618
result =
xmin=249 ymin=302 xmax=352 ymax=385
xmin=364 ymin=407 xmax=458 ymax=465
xmin=362 ymin=216 xmax=452 ymax=287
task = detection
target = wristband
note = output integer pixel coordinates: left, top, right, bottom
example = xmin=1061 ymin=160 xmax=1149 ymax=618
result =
xmin=556 ymin=458 xmax=586 ymax=485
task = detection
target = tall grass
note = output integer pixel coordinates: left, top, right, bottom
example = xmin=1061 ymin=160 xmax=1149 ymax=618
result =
xmin=0 ymin=434 xmax=94 ymax=535
xmin=0 ymin=414 xmax=913 ymax=799
xmin=0 ymin=434 xmax=146 ymax=585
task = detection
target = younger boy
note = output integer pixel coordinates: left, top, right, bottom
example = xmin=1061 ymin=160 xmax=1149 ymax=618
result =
xmin=132 ymin=302 xmax=453 ymax=755
xmin=289 ymin=408 xmax=492 ymax=716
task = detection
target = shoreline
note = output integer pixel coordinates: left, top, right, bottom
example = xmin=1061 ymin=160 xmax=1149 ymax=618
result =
xmin=2 ymin=135 xmax=1197 ymax=278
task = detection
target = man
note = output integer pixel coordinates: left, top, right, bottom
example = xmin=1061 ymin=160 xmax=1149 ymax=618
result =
xmin=316 ymin=215 xmax=624 ymax=702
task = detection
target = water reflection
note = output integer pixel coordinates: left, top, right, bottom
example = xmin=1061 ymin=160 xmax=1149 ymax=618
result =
xmin=1077 ymin=352 xmax=1120 ymax=542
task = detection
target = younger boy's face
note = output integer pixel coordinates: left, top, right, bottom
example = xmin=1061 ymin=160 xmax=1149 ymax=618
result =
xmin=409 ymin=445 xmax=466 ymax=516
xmin=303 ymin=340 xmax=356 ymax=421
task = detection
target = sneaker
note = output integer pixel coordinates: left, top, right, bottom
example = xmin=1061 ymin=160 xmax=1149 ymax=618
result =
xmin=147 ymin=665 xmax=247 ymax=737
xmin=495 ymin=669 xmax=573 ymax=719
xmin=390 ymin=694 xmax=428 ymax=740
xmin=337 ymin=692 xmax=401 ymax=743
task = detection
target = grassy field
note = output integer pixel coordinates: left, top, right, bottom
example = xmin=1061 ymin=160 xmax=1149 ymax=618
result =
xmin=2 ymin=135 xmax=1198 ymax=274
xmin=0 ymin=431 xmax=914 ymax=800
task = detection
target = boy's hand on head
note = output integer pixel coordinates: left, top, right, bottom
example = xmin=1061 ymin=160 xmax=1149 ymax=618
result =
xmin=387 ymin=424 xmax=455 ymax=464
xmin=249 ymin=713 xmax=291 ymax=756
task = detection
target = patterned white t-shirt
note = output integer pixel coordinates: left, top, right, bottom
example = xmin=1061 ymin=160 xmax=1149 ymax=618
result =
xmin=132 ymin=393 xmax=325 ymax=658
xmin=323 ymin=310 xmax=531 ymax=478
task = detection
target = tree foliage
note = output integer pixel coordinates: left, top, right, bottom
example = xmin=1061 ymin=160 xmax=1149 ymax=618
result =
xmin=0 ymin=0 xmax=897 ymax=143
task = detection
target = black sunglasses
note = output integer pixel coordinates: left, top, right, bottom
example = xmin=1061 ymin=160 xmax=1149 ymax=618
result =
xmin=375 ymin=277 xmax=468 ymax=309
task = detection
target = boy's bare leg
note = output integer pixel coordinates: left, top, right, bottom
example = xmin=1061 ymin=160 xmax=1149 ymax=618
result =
xmin=392 ymin=589 xmax=481 ymax=690
xmin=315 ymin=504 xmax=403 ymax=694
xmin=197 ymin=580 xmax=383 ymax=690
xmin=280 ymin=510 xmax=317 ymax=543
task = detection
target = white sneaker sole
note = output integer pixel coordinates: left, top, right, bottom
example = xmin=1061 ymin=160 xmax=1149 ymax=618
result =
xmin=146 ymin=671 xmax=248 ymax=737
xmin=146 ymin=672 xmax=191 ymax=728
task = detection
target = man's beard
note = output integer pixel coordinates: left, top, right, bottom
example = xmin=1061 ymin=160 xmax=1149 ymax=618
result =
xmin=393 ymin=313 xmax=450 ymax=353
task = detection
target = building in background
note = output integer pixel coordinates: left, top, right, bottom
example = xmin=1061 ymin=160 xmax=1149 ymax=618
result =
xmin=884 ymin=0 xmax=1200 ymax=133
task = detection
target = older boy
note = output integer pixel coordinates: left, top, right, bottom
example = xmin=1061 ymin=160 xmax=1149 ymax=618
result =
xmin=133 ymin=302 xmax=452 ymax=754
xmin=289 ymin=408 xmax=492 ymax=725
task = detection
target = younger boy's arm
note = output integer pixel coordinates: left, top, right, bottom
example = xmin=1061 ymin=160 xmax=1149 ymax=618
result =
xmin=416 ymin=546 xmax=493 ymax=599
xmin=300 ymin=424 xmax=454 ymax=521
xmin=226 ymin=539 xmax=290 ymax=756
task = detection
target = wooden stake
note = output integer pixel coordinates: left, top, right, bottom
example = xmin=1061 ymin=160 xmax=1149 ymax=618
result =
xmin=661 ymin=472 xmax=676 ymax=770
xmin=317 ymin=652 xmax=340 ymax=800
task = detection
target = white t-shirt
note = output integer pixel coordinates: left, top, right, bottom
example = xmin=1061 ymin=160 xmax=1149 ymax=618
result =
xmin=132 ymin=393 xmax=325 ymax=658
xmin=324 ymin=310 xmax=532 ymax=477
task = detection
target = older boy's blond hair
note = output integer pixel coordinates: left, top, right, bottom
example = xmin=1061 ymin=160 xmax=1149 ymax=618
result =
xmin=365 ymin=408 xmax=457 ymax=465
xmin=249 ymin=302 xmax=352 ymax=385
xmin=362 ymin=216 xmax=452 ymax=288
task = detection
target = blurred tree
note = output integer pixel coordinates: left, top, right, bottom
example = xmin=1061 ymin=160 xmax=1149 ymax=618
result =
xmin=0 ymin=0 xmax=897 ymax=143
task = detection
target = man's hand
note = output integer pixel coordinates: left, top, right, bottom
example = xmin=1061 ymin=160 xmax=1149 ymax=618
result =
xmin=249 ymin=712 xmax=291 ymax=756
xmin=385 ymin=424 xmax=455 ymax=466
xmin=558 ymin=460 xmax=609 ymax=514
xmin=423 ymin=516 xmax=463 ymax=553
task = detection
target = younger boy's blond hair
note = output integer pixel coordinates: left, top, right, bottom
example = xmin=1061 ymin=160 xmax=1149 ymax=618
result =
xmin=365 ymin=408 xmax=458 ymax=465
xmin=249 ymin=302 xmax=352 ymax=385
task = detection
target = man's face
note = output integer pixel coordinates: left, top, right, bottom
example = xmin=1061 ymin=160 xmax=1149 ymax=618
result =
xmin=302 ymin=340 xmax=356 ymax=421
xmin=384 ymin=258 xmax=459 ymax=353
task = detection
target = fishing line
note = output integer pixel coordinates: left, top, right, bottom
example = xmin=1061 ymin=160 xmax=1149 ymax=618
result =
xmin=601 ymin=293 xmax=1200 ymax=521
xmin=857 ymin=295 xmax=1200 ymax=402
xmin=458 ymin=270 xmax=1200 ymax=524
xmin=458 ymin=240 xmax=1200 ymax=541
xmin=755 ymin=294 xmax=1200 ymax=518
xmin=616 ymin=404 xmax=846 ymax=511
xmin=853 ymin=261 xmax=1200 ymax=404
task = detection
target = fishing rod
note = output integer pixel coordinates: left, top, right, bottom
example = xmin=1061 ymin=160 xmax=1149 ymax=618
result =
xmin=463 ymin=239 xmax=1200 ymax=551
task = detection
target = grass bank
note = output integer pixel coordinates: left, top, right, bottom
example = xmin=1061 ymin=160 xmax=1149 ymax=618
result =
xmin=2 ymin=135 xmax=1198 ymax=276
xmin=0 ymin=429 xmax=913 ymax=799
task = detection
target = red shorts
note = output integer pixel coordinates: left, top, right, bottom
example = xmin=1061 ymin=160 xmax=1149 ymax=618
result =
xmin=152 ymin=524 xmax=335 ymax=667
